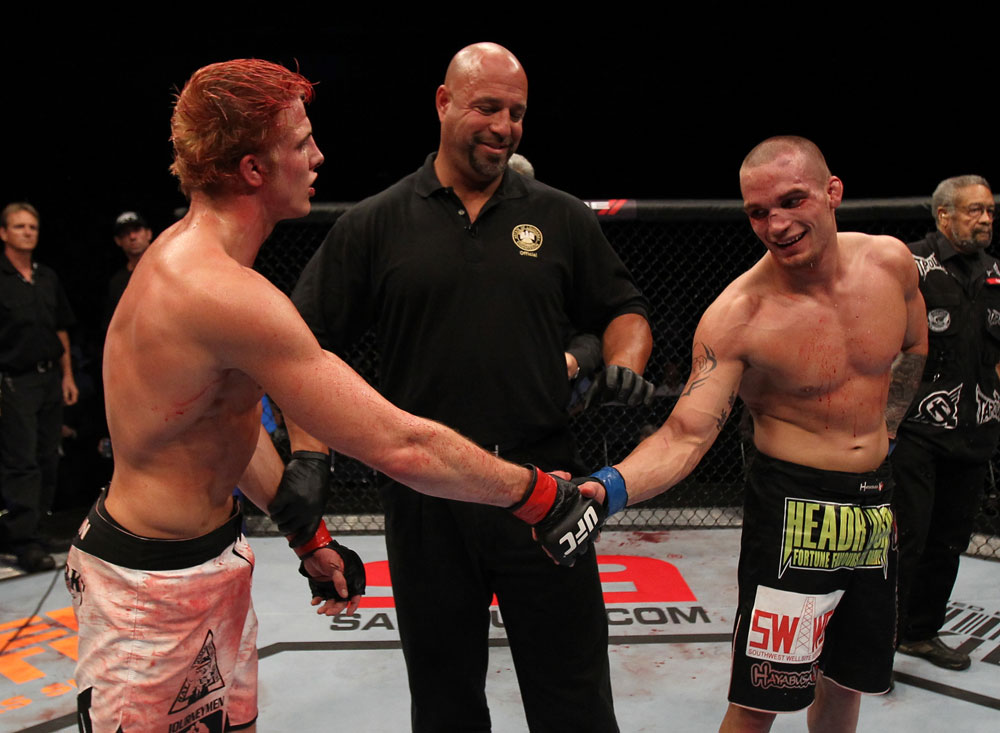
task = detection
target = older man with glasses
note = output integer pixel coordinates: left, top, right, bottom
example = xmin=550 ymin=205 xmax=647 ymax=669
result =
xmin=894 ymin=175 xmax=999 ymax=671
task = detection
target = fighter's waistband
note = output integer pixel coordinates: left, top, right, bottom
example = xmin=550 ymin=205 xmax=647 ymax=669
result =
xmin=72 ymin=492 xmax=243 ymax=571
xmin=748 ymin=451 xmax=892 ymax=497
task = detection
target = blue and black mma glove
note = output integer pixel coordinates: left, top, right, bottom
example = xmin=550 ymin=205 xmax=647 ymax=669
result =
xmin=584 ymin=466 xmax=629 ymax=517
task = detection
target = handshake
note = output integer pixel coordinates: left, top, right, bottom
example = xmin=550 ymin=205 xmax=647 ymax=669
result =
xmin=271 ymin=451 xmax=630 ymax=609
xmin=509 ymin=465 xmax=628 ymax=566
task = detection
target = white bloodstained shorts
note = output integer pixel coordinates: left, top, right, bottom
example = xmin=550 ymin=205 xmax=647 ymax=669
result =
xmin=65 ymin=494 xmax=258 ymax=732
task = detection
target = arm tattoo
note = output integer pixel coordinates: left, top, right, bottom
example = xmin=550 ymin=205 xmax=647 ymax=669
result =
xmin=715 ymin=392 xmax=737 ymax=432
xmin=885 ymin=352 xmax=926 ymax=436
xmin=682 ymin=343 xmax=718 ymax=397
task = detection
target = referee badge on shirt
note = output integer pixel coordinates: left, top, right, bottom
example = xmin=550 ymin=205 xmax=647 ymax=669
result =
xmin=512 ymin=224 xmax=543 ymax=257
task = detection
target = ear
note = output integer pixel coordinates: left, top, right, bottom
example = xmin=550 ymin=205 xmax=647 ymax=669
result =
xmin=827 ymin=176 xmax=844 ymax=208
xmin=435 ymin=84 xmax=450 ymax=122
xmin=936 ymin=206 xmax=952 ymax=235
xmin=238 ymin=153 xmax=266 ymax=189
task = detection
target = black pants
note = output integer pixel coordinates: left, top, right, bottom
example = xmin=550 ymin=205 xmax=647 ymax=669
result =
xmin=0 ymin=369 xmax=62 ymax=549
xmin=892 ymin=436 xmax=988 ymax=641
xmin=380 ymin=434 xmax=617 ymax=733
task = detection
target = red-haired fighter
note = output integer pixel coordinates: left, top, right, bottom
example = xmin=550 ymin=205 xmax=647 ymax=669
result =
xmin=65 ymin=59 xmax=595 ymax=733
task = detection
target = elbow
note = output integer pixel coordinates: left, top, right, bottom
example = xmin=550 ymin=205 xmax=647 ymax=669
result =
xmin=370 ymin=421 xmax=439 ymax=485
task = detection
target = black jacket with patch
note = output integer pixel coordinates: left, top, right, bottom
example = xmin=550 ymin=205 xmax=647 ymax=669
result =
xmin=900 ymin=231 xmax=1000 ymax=460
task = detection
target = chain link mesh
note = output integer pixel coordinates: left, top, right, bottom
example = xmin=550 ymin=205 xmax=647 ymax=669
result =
xmin=250 ymin=200 xmax=1000 ymax=560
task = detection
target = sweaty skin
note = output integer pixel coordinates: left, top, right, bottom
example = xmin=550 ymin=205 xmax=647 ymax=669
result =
xmin=602 ymin=148 xmax=927 ymax=504
xmin=617 ymin=229 xmax=925 ymax=501
xmin=580 ymin=143 xmax=927 ymax=733
xmin=103 ymin=100 xmax=535 ymax=616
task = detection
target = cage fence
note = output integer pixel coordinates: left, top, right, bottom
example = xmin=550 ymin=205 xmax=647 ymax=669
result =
xmin=248 ymin=199 xmax=1000 ymax=561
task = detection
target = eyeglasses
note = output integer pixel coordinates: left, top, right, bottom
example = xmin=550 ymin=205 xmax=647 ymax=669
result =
xmin=958 ymin=203 xmax=996 ymax=219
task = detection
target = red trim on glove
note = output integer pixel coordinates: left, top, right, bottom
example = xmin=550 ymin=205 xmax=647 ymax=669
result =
xmin=511 ymin=468 xmax=557 ymax=525
xmin=293 ymin=523 xmax=332 ymax=558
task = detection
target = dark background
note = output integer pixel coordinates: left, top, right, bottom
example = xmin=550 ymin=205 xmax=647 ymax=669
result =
xmin=3 ymin=24 xmax=994 ymax=324
xmin=1 ymin=22 xmax=994 ymax=511
xmin=4 ymin=25 xmax=996 ymax=363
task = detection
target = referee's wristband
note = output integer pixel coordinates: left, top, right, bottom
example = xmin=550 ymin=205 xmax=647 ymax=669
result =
xmin=591 ymin=466 xmax=628 ymax=516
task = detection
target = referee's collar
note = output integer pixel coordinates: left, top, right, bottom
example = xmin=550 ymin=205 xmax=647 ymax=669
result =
xmin=414 ymin=152 xmax=528 ymax=202
xmin=930 ymin=229 xmax=989 ymax=269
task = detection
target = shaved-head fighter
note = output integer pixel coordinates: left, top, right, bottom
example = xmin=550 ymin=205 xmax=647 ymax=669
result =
xmin=566 ymin=136 xmax=927 ymax=732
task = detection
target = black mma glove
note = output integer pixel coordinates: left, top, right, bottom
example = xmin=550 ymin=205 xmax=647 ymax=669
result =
xmin=268 ymin=450 xmax=330 ymax=549
xmin=566 ymin=333 xmax=602 ymax=380
xmin=584 ymin=364 xmax=655 ymax=409
xmin=299 ymin=539 xmax=367 ymax=602
xmin=509 ymin=465 xmax=606 ymax=566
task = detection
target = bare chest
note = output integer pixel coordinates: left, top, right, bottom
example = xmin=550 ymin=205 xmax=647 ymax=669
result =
xmin=741 ymin=292 xmax=903 ymax=397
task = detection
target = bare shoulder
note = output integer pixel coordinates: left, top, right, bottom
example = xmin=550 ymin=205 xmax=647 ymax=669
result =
xmin=695 ymin=262 xmax=769 ymax=359
xmin=708 ymin=258 xmax=775 ymax=321
xmin=136 ymin=230 xmax=300 ymax=362
xmin=839 ymin=231 xmax=915 ymax=283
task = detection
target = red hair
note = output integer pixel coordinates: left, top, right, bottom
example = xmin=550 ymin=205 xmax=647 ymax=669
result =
xmin=170 ymin=59 xmax=315 ymax=196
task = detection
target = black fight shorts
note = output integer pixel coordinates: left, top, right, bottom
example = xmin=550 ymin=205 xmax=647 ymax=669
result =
xmin=728 ymin=452 xmax=897 ymax=713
